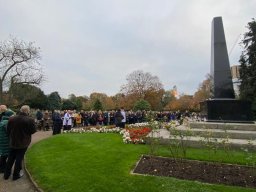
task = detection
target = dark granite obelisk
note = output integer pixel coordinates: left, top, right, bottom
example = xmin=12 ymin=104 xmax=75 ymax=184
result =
xmin=200 ymin=17 xmax=253 ymax=122
xmin=211 ymin=17 xmax=235 ymax=98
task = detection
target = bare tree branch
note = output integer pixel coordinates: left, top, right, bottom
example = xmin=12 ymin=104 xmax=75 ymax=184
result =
xmin=121 ymin=70 xmax=163 ymax=99
xmin=0 ymin=37 xmax=43 ymax=101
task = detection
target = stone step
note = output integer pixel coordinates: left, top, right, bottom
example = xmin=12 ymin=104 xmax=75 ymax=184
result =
xmin=147 ymin=129 xmax=256 ymax=151
xmin=168 ymin=136 xmax=256 ymax=151
xmin=188 ymin=122 xmax=256 ymax=131
xmin=171 ymin=125 xmax=256 ymax=140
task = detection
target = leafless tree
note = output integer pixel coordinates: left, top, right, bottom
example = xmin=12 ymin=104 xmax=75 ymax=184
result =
xmin=121 ymin=70 xmax=163 ymax=99
xmin=0 ymin=37 xmax=43 ymax=102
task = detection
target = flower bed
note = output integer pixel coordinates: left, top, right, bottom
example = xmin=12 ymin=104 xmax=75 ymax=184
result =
xmin=121 ymin=127 xmax=151 ymax=144
xmin=127 ymin=122 xmax=149 ymax=128
xmin=63 ymin=126 xmax=121 ymax=134
xmin=63 ymin=123 xmax=153 ymax=144
xmin=134 ymin=155 xmax=256 ymax=189
xmin=63 ymin=121 xmax=179 ymax=144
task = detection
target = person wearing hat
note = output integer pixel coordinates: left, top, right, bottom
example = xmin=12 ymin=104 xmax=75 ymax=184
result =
xmin=0 ymin=106 xmax=15 ymax=173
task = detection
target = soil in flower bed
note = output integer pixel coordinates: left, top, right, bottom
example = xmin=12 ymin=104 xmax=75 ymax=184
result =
xmin=133 ymin=155 xmax=256 ymax=188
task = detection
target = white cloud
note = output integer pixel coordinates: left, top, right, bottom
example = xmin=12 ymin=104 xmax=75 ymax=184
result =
xmin=0 ymin=0 xmax=255 ymax=98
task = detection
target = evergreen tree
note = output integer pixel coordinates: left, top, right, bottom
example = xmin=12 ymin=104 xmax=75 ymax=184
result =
xmin=47 ymin=92 xmax=62 ymax=110
xmin=93 ymin=99 xmax=103 ymax=111
xmin=62 ymin=99 xmax=77 ymax=110
xmin=239 ymin=18 xmax=256 ymax=117
xmin=69 ymin=94 xmax=83 ymax=110
xmin=133 ymin=99 xmax=151 ymax=111
xmin=8 ymin=84 xmax=47 ymax=109
xmin=28 ymin=89 xmax=48 ymax=110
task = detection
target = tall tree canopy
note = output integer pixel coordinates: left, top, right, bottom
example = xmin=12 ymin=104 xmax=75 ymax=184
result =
xmin=120 ymin=70 xmax=164 ymax=110
xmin=133 ymin=99 xmax=151 ymax=111
xmin=162 ymin=90 xmax=176 ymax=108
xmin=239 ymin=18 xmax=256 ymax=100
xmin=62 ymin=99 xmax=77 ymax=110
xmin=193 ymin=74 xmax=212 ymax=110
xmin=93 ymin=98 xmax=103 ymax=111
xmin=8 ymin=84 xmax=47 ymax=109
xmin=89 ymin=92 xmax=110 ymax=110
xmin=239 ymin=18 xmax=256 ymax=116
xmin=121 ymin=70 xmax=163 ymax=99
xmin=0 ymin=37 xmax=43 ymax=102
xmin=47 ymin=92 xmax=62 ymax=110
xmin=68 ymin=94 xmax=83 ymax=110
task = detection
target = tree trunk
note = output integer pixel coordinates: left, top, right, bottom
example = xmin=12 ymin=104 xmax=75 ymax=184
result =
xmin=0 ymin=80 xmax=3 ymax=103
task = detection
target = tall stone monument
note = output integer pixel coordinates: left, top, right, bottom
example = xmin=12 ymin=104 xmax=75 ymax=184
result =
xmin=211 ymin=17 xmax=235 ymax=99
xmin=200 ymin=17 xmax=253 ymax=122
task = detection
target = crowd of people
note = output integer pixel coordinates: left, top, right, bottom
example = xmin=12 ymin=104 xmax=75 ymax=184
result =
xmin=34 ymin=107 xmax=128 ymax=133
xmin=33 ymin=109 xmax=202 ymax=133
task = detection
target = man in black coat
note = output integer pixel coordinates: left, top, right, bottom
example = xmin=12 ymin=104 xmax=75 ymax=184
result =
xmin=4 ymin=105 xmax=36 ymax=180
xmin=52 ymin=110 xmax=63 ymax=135
xmin=114 ymin=109 xmax=123 ymax=128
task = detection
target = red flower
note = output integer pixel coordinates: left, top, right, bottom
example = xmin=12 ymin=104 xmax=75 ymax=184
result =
xmin=126 ymin=127 xmax=151 ymax=143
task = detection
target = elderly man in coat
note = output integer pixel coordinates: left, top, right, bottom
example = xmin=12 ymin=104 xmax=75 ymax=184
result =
xmin=4 ymin=105 xmax=36 ymax=180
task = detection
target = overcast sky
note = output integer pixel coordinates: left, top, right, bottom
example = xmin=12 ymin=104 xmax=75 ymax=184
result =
xmin=0 ymin=0 xmax=255 ymax=98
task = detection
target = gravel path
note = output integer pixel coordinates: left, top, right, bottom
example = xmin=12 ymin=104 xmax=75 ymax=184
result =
xmin=0 ymin=131 xmax=52 ymax=192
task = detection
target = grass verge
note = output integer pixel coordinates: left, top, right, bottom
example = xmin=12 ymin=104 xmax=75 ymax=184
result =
xmin=26 ymin=133 xmax=256 ymax=192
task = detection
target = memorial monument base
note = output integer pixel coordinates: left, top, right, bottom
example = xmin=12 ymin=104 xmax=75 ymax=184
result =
xmin=200 ymin=99 xmax=254 ymax=123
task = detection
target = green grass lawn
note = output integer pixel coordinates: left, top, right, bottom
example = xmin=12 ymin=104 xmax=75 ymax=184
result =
xmin=26 ymin=133 xmax=256 ymax=192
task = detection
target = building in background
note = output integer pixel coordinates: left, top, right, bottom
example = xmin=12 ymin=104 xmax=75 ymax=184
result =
xmin=230 ymin=65 xmax=241 ymax=97
xmin=171 ymin=85 xmax=179 ymax=98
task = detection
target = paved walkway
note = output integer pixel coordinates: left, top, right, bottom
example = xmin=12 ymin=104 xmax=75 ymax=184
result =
xmin=0 ymin=131 xmax=52 ymax=192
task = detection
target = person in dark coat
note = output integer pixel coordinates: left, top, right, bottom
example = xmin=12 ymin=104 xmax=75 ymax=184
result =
xmin=114 ymin=109 xmax=123 ymax=128
xmin=52 ymin=110 xmax=63 ymax=135
xmin=0 ymin=108 xmax=15 ymax=173
xmin=35 ymin=109 xmax=43 ymax=130
xmin=89 ymin=111 xmax=98 ymax=126
xmin=4 ymin=105 xmax=36 ymax=180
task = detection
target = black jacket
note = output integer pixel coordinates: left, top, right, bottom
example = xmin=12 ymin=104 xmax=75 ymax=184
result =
xmin=115 ymin=111 xmax=124 ymax=124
